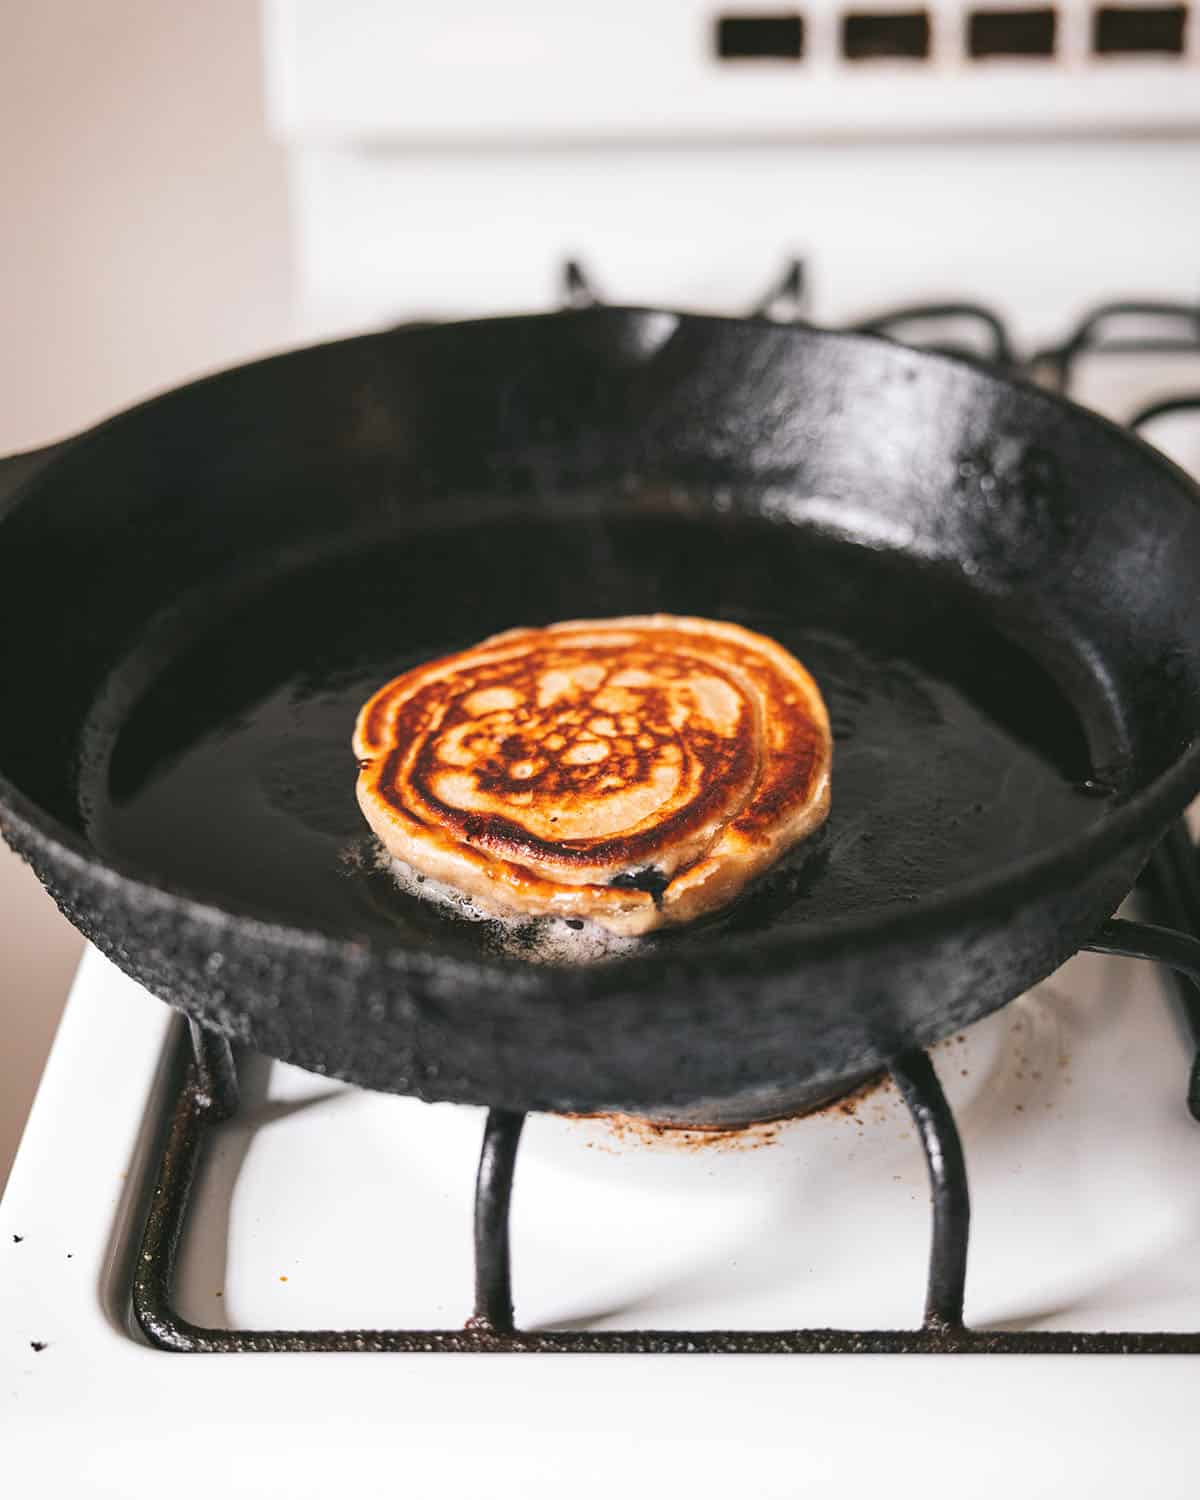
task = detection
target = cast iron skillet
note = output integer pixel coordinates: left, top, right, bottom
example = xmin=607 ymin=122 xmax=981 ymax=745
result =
xmin=3 ymin=309 xmax=1200 ymax=1125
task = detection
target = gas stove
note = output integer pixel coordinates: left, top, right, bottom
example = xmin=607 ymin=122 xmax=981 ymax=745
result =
xmin=4 ymin=273 xmax=1200 ymax=1492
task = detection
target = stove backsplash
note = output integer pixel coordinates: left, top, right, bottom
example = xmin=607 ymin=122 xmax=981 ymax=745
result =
xmin=261 ymin=4 xmax=1198 ymax=446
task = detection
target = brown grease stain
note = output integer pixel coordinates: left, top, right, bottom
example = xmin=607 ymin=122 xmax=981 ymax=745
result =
xmin=565 ymin=1070 xmax=891 ymax=1152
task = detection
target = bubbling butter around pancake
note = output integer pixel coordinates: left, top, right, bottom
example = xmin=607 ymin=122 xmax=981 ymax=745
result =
xmin=353 ymin=615 xmax=831 ymax=936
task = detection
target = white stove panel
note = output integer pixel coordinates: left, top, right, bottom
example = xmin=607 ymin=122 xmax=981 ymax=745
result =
xmin=283 ymin=137 xmax=1200 ymax=347
xmin=265 ymin=0 xmax=1200 ymax=142
xmin=1140 ymin=402 xmax=1200 ymax=478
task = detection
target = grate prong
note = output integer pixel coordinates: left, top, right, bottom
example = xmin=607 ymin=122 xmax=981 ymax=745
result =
xmin=472 ymin=1110 xmax=526 ymax=1333
xmin=890 ymin=1049 xmax=970 ymax=1331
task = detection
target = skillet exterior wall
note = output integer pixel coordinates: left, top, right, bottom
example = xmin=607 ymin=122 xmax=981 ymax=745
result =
xmin=0 ymin=804 xmax=1153 ymax=1122
xmin=3 ymin=314 xmax=1200 ymax=1119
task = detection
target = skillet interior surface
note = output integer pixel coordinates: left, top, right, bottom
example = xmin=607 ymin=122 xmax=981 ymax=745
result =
xmin=3 ymin=308 xmax=1200 ymax=1117
xmin=78 ymin=507 xmax=1107 ymax=962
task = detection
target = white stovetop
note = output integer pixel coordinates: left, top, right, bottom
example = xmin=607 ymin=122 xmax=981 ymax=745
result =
xmin=4 ymin=936 xmax=1200 ymax=1497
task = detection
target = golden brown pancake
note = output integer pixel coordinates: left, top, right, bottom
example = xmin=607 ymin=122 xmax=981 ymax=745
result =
xmin=353 ymin=615 xmax=831 ymax=936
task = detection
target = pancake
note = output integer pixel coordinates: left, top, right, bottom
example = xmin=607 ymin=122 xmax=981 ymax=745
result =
xmin=353 ymin=615 xmax=832 ymax=936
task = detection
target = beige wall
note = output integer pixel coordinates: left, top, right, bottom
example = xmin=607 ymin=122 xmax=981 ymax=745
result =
xmin=0 ymin=3 xmax=292 ymax=1186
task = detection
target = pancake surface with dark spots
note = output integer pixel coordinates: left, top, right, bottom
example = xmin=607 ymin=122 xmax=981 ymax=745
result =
xmin=353 ymin=615 xmax=831 ymax=934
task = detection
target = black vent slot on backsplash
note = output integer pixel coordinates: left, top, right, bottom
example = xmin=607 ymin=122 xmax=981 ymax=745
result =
xmin=968 ymin=7 xmax=1058 ymax=55
xmin=715 ymin=13 xmax=806 ymax=57
xmin=1093 ymin=4 xmax=1188 ymax=52
xmin=842 ymin=11 xmax=932 ymax=58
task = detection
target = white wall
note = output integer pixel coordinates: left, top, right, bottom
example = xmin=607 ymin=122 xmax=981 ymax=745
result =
xmin=0 ymin=3 xmax=292 ymax=1187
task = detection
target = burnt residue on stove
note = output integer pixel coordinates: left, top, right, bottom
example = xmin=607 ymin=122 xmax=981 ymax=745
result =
xmin=567 ymin=1068 xmax=892 ymax=1151
xmin=570 ymin=1111 xmax=790 ymax=1152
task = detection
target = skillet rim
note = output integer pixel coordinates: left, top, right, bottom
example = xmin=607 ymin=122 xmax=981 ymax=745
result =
xmin=3 ymin=306 xmax=1200 ymax=990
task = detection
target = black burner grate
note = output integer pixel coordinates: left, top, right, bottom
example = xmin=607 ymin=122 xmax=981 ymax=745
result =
xmin=1032 ymin=296 xmax=1200 ymax=394
xmin=131 ymin=845 xmax=1200 ymax=1355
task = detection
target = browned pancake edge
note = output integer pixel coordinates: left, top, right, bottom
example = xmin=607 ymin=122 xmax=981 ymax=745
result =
xmin=354 ymin=615 xmax=831 ymax=935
